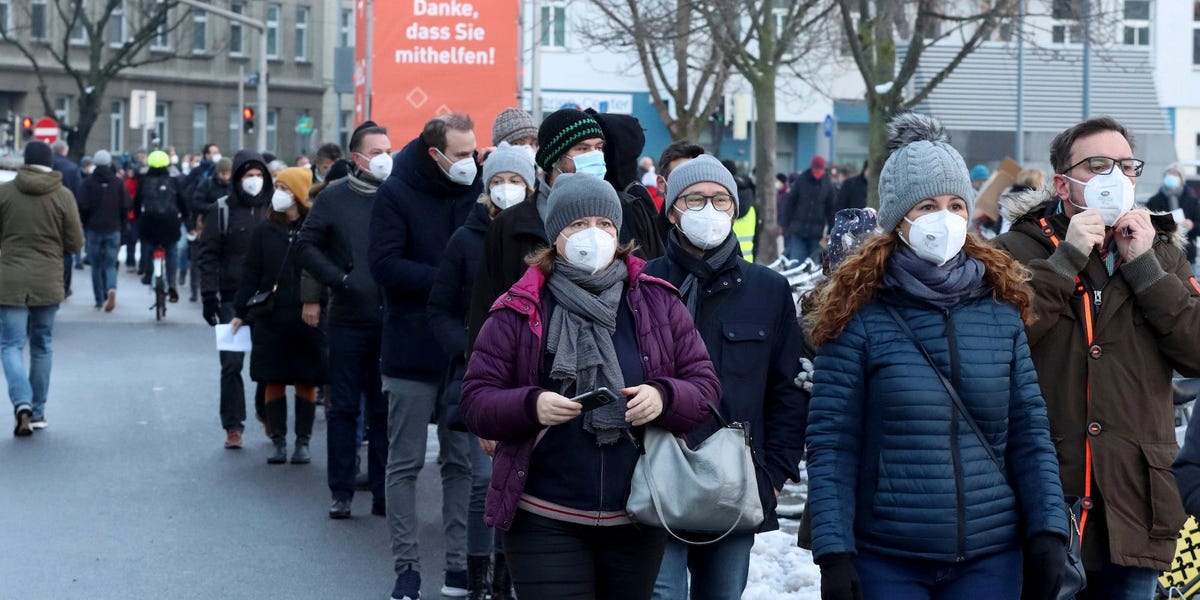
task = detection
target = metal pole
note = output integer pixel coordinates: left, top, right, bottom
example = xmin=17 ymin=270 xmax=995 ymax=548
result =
xmin=237 ymin=64 xmax=245 ymax=150
xmin=516 ymin=0 xmax=525 ymax=108
xmin=365 ymin=0 xmax=374 ymax=120
xmin=1015 ymin=0 xmax=1025 ymax=164
xmin=258 ymin=26 xmax=268 ymax=151
xmin=1081 ymin=0 xmax=1091 ymax=120
xmin=531 ymin=0 xmax=543 ymax=122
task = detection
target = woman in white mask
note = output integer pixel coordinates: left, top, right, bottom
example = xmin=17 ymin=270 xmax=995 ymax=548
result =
xmin=806 ymin=113 xmax=1070 ymax=600
xmin=461 ymin=173 xmax=719 ymax=599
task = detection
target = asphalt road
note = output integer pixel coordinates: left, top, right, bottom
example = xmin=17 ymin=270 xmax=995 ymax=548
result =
xmin=0 ymin=264 xmax=453 ymax=599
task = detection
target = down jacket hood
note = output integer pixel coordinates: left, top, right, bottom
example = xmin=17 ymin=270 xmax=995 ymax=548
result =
xmin=229 ymin=149 xmax=272 ymax=209
xmin=1001 ymin=187 xmax=1185 ymax=251
xmin=15 ymin=166 xmax=63 ymax=196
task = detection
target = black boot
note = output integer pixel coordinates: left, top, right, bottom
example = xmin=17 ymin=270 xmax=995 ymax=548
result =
xmin=265 ymin=396 xmax=288 ymax=464
xmin=492 ymin=552 xmax=515 ymax=600
xmin=467 ymin=555 xmax=491 ymax=600
xmin=292 ymin=394 xmax=315 ymax=464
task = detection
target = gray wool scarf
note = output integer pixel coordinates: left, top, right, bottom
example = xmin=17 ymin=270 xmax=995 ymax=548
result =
xmin=669 ymin=230 xmax=739 ymax=317
xmin=545 ymin=258 xmax=630 ymax=445
xmin=347 ymin=171 xmax=381 ymax=196
xmin=883 ymin=246 xmax=985 ymax=310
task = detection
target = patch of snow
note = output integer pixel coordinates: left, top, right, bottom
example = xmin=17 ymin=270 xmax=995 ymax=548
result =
xmin=744 ymin=530 xmax=821 ymax=599
xmin=874 ymin=81 xmax=894 ymax=94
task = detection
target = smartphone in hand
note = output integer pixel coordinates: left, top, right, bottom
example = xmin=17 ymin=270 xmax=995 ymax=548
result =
xmin=571 ymin=387 xmax=623 ymax=413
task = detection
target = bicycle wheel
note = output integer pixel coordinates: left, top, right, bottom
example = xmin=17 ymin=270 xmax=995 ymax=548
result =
xmin=155 ymin=276 xmax=167 ymax=321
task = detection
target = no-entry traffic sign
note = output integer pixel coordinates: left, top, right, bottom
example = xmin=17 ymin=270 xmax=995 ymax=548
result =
xmin=33 ymin=117 xmax=60 ymax=144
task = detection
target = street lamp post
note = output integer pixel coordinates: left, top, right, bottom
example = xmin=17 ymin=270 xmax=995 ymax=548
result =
xmin=177 ymin=0 xmax=268 ymax=152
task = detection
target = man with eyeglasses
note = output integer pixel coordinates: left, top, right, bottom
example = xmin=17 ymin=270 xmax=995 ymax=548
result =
xmin=995 ymin=116 xmax=1200 ymax=599
xmin=643 ymin=154 xmax=806 ymax=600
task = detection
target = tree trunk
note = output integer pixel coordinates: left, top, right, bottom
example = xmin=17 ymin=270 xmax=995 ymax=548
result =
xmin=752 ymin=70 xmax=780 ymax=265
xmin=865 ymin=94 xmax=891 ymax=209
xmin=68 ymin=94 xmax=102 ymax=164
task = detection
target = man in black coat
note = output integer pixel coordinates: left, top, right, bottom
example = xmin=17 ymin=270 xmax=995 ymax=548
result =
xmin=295 ymin=121 xmax=390 ymax=519
xmin=835 ymin=161 xmax=869 ymax=213
xmin=782 ymin=155 xmax=836 ymax=261
xmin=644 ymin=154 xmax=806 ymax=598
xmin=1146 ymin=164 xmax=1200 ymax=265
xmin=134 ymin=151 xmax=189 ymax=300
xmin=368 ymin=113 xmax=480 ymax=600
xmin=197 ymin=149 xmax=272 ymax=449
xmin=77 ymin=150 xmax=130 ymax=311
xmin=51 ymin=140 xmax=84 ymax=294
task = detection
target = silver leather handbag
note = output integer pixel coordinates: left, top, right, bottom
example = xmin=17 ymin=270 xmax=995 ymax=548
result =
xmin=626 ymin=402 xmax=764 ymax=544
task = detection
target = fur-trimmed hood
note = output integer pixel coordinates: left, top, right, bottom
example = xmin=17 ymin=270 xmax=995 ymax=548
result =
xmin=999 ymin=187 xmax=1186 ymax=251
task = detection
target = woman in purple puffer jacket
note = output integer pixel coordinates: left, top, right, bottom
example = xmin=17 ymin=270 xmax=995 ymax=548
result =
xmin=461 ymin=173 xmax=720 ymax=600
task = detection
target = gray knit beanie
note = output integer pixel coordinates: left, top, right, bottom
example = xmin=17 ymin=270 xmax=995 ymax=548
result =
xmin=544 ymin=173 xmax=623 ymax=241
xmin=93 ymin=150 xmax=113 ymax=167
xmin=492 ymin=107 xmax=539 ymax=146
xmin=483 ymin=143 xmax=537 ymax=191
xmin=664 ymin=154 xmax=740 ymax=211
xmin=877 ymin=112 xmax=975 ymax=233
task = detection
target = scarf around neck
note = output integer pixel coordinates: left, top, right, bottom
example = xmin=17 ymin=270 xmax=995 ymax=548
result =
xmin=545 ymin=258 xmax=630 ymax=445
xmin=667 ymin=230 xmax=739 ymax=317
xmin=883 ymin=246 xmax=985 ymax=310
xmin=348 ymin=170 xmax=381 ymax=196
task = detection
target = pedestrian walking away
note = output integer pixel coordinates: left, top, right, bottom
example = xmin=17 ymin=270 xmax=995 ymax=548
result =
xmin=77 ymin=149 xmax=131 ymax=312
xmin=368 ymin=113 xmax=482 ymax=600
xmin=461 ymin=173 xmax=720 ymax=600
xmin=0 ymin=141 xmax=84 ymax=436
xmin=806 ymin=113 xmax=1069 ymax=600
xmin=197 ymin=149 xmax=273 ymax=450
xmin=230 ymin=167 xmax=328 ymax=466
xmin=134 ymin=151 xmax=189 ymax=303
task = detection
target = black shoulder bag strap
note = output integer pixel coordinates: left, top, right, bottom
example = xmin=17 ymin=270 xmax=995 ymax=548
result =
xmin=883 ymin=305 xmax=1004 ymax=471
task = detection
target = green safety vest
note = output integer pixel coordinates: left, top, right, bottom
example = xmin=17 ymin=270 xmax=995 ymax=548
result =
xmin=733 ymin=205 xmax=756 ymax=261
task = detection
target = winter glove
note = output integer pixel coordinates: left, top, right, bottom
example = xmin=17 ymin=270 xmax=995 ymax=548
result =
xmin=818 ymin=555 xmax=862 ymax=600
xmin=794 ymin=357 xmax=814 ymax=392
xmin=202 ymin=295 xmax=221 ymax=326
xmin=1021 ymin=533 xmax=1067 ymax=600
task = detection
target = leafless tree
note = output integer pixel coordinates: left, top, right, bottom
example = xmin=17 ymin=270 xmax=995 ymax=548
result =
xmin=583 ymin=0 xmax=731 ymax=142
xmin=0 ymin=0 xmax=194 ymax=161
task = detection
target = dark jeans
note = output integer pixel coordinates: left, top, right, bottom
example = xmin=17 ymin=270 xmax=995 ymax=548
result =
xmin=326 ymin=325 xmax=386 ymax=502
xmin=785 ymin=234 xmax=822 ymax=262
xmin=139 ymin=239 xmax=180 ymax=289
xmin=1077 ymin=559 xmax=1159 ymax=600
xmin=503 ymin=510 xmax=668 ymax=600
xmin=123 ymin=221 xmax=139 ymax=267
xmin=218 ymin=301 xmax=246 ymax=431
xmin=86 ymin=231 xmax=122 ymax=306
xmin=187 ymin=240 xmax=201 ymax=299
xmin=853 ymin=548 xmax=1022 ymax=600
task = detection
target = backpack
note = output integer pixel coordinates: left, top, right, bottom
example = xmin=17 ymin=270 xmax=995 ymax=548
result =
xmin=142 ymin=179 xmax=178 ymax=219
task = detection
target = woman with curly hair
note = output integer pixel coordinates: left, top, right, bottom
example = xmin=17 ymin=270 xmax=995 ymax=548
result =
xmin=805 ymin=113 xmax=1070 ymax=600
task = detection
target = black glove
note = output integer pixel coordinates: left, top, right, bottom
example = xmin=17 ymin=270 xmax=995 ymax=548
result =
xmin=202 ymin=295 xmax=220 ymax=326
xmin=818 ymin=555 xmax=863 ymax=600
xmin=1021 ymin=532 xmax=1067 ymax=600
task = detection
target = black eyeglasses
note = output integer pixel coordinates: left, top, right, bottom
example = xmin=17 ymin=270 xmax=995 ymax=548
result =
xmin=676 ymin=193 xmax=735 ymax=211
xmin=1063 ymin=156 xmax=1145 ymax=178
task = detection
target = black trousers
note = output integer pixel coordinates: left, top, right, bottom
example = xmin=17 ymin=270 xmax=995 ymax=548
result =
xmin=218 ymin=301 xmax=248 ymax=431
xmin=502 ymin=510 xmax=667 ymax=600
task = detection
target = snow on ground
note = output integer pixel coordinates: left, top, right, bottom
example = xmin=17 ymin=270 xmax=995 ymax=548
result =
xmin=745 ymin=530 xmax=821 ymax=599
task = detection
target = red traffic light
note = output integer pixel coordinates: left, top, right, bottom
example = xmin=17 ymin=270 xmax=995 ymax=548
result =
xmin=242 ymin=107 xmax=254 ymax=120
xmin=21 ymin=117 xmax=32 ymax=129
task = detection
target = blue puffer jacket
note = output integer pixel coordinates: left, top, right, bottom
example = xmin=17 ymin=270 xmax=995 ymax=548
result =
xmin=806 ymin=289 xmax=1069 ymax=563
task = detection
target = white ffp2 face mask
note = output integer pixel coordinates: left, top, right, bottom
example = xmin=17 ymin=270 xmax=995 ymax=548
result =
xmin=241 ymin=175 xmax=264 ymax=197
xmin=676 ymin=203 xmax=733 ymax=250
xmin=437 ymin=149 xmax=478 ymax=186
xmin=357 ymin=152 xmax=393 ymax=181
xmin=1064 ymin=170 xmax=1135 ymax=226
xmin=271 ymin=189 xmax=294 ymax=212
xmin=900 ymin=210 xmax=968 ymax=266
xmin=561 ymin=227 xmax=617 ymax=274
xmin=489 ymin=183 xmax=526 ymax=210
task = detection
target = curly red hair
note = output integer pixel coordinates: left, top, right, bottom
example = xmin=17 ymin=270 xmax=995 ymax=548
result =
xmin=808 ymin=234 xmax=1036 ymax=347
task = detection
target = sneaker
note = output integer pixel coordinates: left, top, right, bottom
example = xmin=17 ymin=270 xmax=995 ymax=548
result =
xmin=441 ymin=570 xmax=468 ymax=598
xmin=391 ymin=568 xmax=421 ymax=600
xmin=30 ymin=418 xmax=47 ymax=430
xmin=104 ymin=290 xmax=117 ymax=312
xmin=168 ymin=288 xmax=179 ymax=303
xmin=329 ymin=498 xmax=352 ymax=519
xmin=224 ymin=429 xmax=243 ymax=449
xmin=13 ymin=407 xmax=32 ymax=437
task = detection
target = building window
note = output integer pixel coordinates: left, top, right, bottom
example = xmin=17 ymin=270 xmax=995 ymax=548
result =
xmin=229 ymin=3 xmax=243 ymax=56
xmin=31 ymin=0 xmax=47 ymax=41
xmin=339 ymin=110 xmax=352 ymax=149
xmin=54 ymin=96 xmax=70 ymax=125
xmin=228 ymin=105 xmax=240 ymax=151
xmin=1051 ymin=24 xmax=1083 ymax=44
xmin=339 ymin=8 xmax=354 ymax=47
xmin=1195 ymin=2 xmax=1200 ymax=65
xmin=1123 ymin=1 xmax=1150 ymax=46
xmin=266 ymin=108 xmax=278 ymax=153
xmin=266 ymin=4 xmax=280 ymax=59
xmin=109 ymin=0 xmax=125 ymax=47
xmin=0 ymin=1 xmax=10 ymax=36
xmin=192 ymin=4 xmax=207 ymax=54
xmin=1052 ymin=0 xmax=1082 ymax=19
xmin=295 ymin=6 xmax=309 ymax=61
xmin=540 ymin=1 xmax=565 ymax=48
xmin=110 ymin=100 xmax=125 ymax=154
xmin=151 ymin=0 xmax=170 ymax=51
xmin=192 ymin=104 xmax=207 ymax=154
xmin=154 ymin=102 xmax=169 ymax=147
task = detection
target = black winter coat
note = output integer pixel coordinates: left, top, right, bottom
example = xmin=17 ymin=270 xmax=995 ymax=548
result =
xmin=429 ymin=202 xmax=490 ymax=362
xmin=78 ymin=165 xmax=129 ymax=235
xmin=834 ymin=172 xmax=869 ymax=213
xmin=295 ymin=177 xmax=384 ymax=328
xmin=52 ymin=154 xmax=83 ymax=201
xmin=782 ymin=169 xmax=836 ymax=238
xmin=466 ymin=194 xmax=548 ymax=352
xmin=134 ymin=169 xmax=189 ymax=245
xmin=235 ymin=217 xmax=328 ymax=385
xmin=643 ymin=242 xmax=808 ymax=532
xmin=197 ymin=150 xmax=272 ymax=299
xmin=368 ymin=137 xmax=481 ymax=380
xmin=1147 ymin=187 xmax=1200 ymax=263
xmin=189 ymin=176 xmax=231 ymax=229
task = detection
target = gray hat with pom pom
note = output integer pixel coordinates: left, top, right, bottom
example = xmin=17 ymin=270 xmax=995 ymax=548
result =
xmin=877 ymin=112 xmax=975 ymax=233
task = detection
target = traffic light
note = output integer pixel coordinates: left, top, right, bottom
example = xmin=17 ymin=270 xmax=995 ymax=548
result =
xmin=21 ymin=116 xmax=33 ymax=140
xmin=242 ymin=107 xmax=255 ymax=135
xmin=2 ymin=117 xmax=13 ymax=142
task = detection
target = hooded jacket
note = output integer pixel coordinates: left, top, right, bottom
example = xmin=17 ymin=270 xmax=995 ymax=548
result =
xmin=368 ymin=136 xmax=481 ymax=380
xmin=134 ymin=167 xmax=189 ymax=245
xmin=197 ymin=150 xmax=272 ymax=298
xmin=77 ymin=164 xmax=130 ymax=235
xmin=0 ymin=167 xmax=84 ymax=306
xmin=461 ymin=254 xmax=719 ymax=531
xmin=189 ymin=174 xmax=231 ymax=229
xmin=994 ymin=190 xmax=1200 ymax=571
xmin=589 ymin=110 xmax=664 ymax=260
